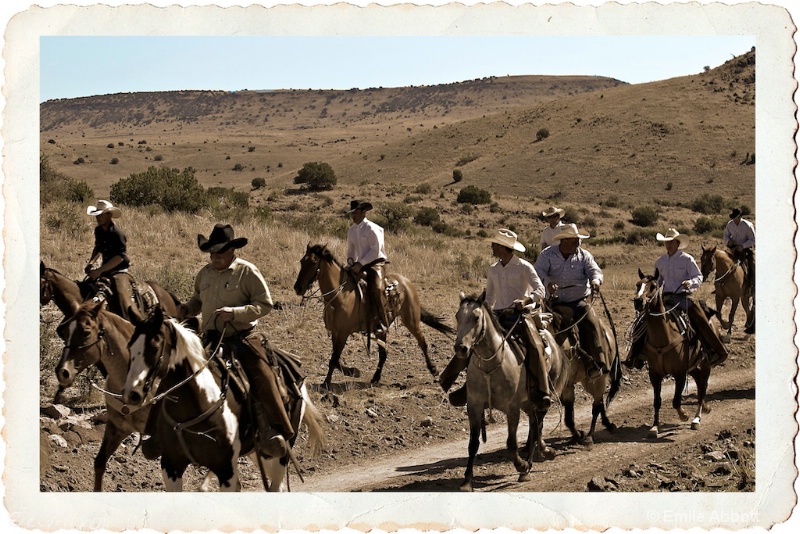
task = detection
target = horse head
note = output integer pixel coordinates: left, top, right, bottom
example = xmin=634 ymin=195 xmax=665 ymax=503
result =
xmin=634 ymin=268 xmax=660 ymax=313
xmin=40 ymin=261 xmax=54 ymax=306
xmin=699 ymin=245 xmax=717 ymax=281
xmin=454 ymin=290 xmax=487 ymax=359
xmin=123 ymin=305 xmax=171 ymax=406
xmin=55 ymin=298 xmax=106 ymax=387
xmin=294 ymin=243 xmax=324 ymax=295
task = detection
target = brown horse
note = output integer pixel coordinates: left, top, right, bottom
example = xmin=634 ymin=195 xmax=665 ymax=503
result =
xmin=293 ymin=244 xmax=455 ymax=389
xmin=121 ymin=306 xmax=325 ymax=491
xmin=699 ymin=246 xmax=754 ymax=339
xmin=54 ymin=299 xmax=153 ymax=491
xmin=633 ymin=270 xmax=712 ymax=438
xmin=41 ymin=261 xmax=181 ymax=318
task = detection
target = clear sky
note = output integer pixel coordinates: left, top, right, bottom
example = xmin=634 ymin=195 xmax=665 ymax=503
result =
xmin=39 ymin=35 xmax=754 ymax=102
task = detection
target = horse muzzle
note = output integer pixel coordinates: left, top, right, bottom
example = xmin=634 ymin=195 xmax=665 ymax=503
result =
xmin=453 ymin=342 xmax=470 ymax=359
xmin=55 ymin=361 xmax=77 ymax=387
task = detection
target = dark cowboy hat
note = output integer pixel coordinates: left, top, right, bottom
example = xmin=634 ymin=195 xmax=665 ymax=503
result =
xmin=729 ymin=208 xmax=743 ymax=219
xmin=197 ymin=224 xmax=248 ymax=253
xmin=347 ymin=200 xmax=373 ymax=213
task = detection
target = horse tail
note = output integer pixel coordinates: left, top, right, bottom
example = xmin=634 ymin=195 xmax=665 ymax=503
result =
xmin=420 ymin=308 xmax=456 ymax=337
xmin=606 ymin=354 xmax=622 ymax=406
xmin=300 ymin=384 xmax=326 ymax=457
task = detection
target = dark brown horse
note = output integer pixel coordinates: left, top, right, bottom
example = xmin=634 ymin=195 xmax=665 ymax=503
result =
xmin=54 ymin=299 xmax=153 ymax=491
xmin=293 ymin=244 xmax=455 ymax=389
xmin=40 ymin=261 xmax=181 ymax=318
xmin=121 ymin=306 xmax=325 ymax=491
xmin=633 ymin=270 xmax=712 ymax=438
xmin=699 ymin=246 xmax=754 ymax=339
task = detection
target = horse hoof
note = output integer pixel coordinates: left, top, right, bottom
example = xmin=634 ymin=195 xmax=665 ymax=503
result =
xmin=518 ymin=472 xmax=531 ymax=483
xmin=459 ymin=482 xmax=473 ymax=492
xmin=582 ymin=436 xmax=594 ymax=448
xmin=606 ymin=423 xmax=618 ymax=433
xmin=648 ymin=427 xmax=659 ymax=439
xmin=543 ymin=447 xmax=556 ymax=461
xmin=691 ymin=421 xmax=700 ymax=430
xmin=678 ymin=411 xmax=689 ymax=422
xmin=702 ymin=404 xmax=712 ymax=414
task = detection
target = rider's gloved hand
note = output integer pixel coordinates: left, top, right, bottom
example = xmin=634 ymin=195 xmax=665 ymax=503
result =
xmin=591 ymin=280 xmax=601 ymax=293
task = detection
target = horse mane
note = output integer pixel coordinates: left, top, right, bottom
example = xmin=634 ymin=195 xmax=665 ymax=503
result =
xmin=309 ymin=244 xmax=344 ymax=269
xmin=167 ymin=318 xmax=207 ymax=370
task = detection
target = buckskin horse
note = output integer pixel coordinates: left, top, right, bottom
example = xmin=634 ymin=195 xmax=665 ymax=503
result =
xmin=293 ymin=244 xmax=455 ymax=389
xmin=699 ymin=246 xmax=754 ymax=339
xmin=633 ymin=270 xmax=712 ymax=438
xmin=40 ymin=260 xmax=181 ymax=319
xmin=453 ymin=291 xmax=619 ymax=491
xmin=54 ymin=298 xmax=155 ymax=491
xmin=121 ymin=306 xmax=325 ymax=492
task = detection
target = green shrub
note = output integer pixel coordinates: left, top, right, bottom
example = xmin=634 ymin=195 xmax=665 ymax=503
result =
xmin=154 ymin=154 xmax=163 ymax=162
xmin=455 ymin=155 xmax=478 ymax=167
xmin=693 ymin=216 xmax=722 ymax=234
xmin=293 ymin=161 xmax=337 ymax=191
xmin=665 ymin=182 xmax=673 ymax=191
xmin=110 ymin=158 xmax=119 ymax=165
xmin=613 ymin=220 xmax=626 ymax=231
xmin=107 ymin=143 xmax=115 ymax=149
xmin=233 ymin=163 xmax=245 ymax=171
xmin=377 ymin=202 xmax=413 ymax=233
xmin=582 ymin=216 xmax=598 ymax=228
xmin=460 ymin=203 xmax=475 ymax=215
xmin=110 ymin=166 xmax=208 ymax=213
xmin=453 ymin=169 xmax=463 ymax=183
xmin=207 ymin=187 xmax=249 ymax=209
xmin=536 ymin=128 xmax=550 ymax=141
xmin=414 ymin=207 xmax=440 ymax=227
xmin=625 ymin=227 xmax=655 ymax=245
xmin=562 ymin=206 xmax=580 ymax=224
xmin=602 ymin=196 xmax=620 ymax=208
xmin=40 ymin=154 xmax=95 ymax=205
xmin=630 ymin=206 xmax=659 ymax=227
xmin=457 ymin=185 xmax=491 ymax=205
xmin=690 ymin=193 xmax=726 ymax=214
xmin=415 ymin=183 xmax=432 ymax=194
xmin=251 ymin=177 xmax=266 ymax=190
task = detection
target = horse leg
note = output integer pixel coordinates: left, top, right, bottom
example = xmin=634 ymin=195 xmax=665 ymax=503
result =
xmin=370 ymin=333 xmax=388 ymax=385
xmin=92 ymin=424 xmax=128 ymax=491
xmin=562 ymin=388 xmax=585 ymax=444
xmin=727 ymin=296 xmax=740 ymax=338
xmin=715 ymin=292 xmax=731 ymax=342
xmin=323 ymin=335 xmax=358 ymax=389
xmin=506 ymin=404 xmax=528 ymax=478
xmin=672 ymin=372 xmax=689 ymax=422
xmin=406 ymin=320 xmax=437 ymax=377
xmin=250 ymin=453 xmax=287 ymax=492
xmin=690 ymin=365 xmax=712 ymax=429
xmin=460 ymin=404 xmax=483 ymax=492
xmin=648 ymin=371 xmax=662 ymax=438
xmin=161 ymin=459 xmax=189 ymax=492
xmin=531 ymin=408 xmax=555 ymax=462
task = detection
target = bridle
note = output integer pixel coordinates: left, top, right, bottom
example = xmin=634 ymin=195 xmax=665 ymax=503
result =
xmin=298 ymin=251 xmax=348 ymax=305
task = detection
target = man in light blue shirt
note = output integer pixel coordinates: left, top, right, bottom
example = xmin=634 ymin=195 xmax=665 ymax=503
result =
xmin=535 ymin=224 xmax=607 ymax=379
xmin=623 ymin=228 xmax=729 ymax=369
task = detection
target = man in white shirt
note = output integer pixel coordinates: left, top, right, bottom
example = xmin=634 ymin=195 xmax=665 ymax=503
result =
xmin=346 ymin=200 xmax=390 ymax=334
xmin=439 ymin=228 xmax=551 ymax=408
xmin=539 ymin=206 xmax=566 ymax=251
xmin=723 ymin=208 xmax=755 ymax=290
xmin=623 ymin=228 xmax=728 ymax=369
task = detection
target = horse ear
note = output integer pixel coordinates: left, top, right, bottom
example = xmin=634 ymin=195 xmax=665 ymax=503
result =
xmin=306 ymin=242 xmax=311 ymax=251
xmin=40 ymin=261 xmax=45 ymax=276
xmin=150 ymin=305 xmax=164 ymax=325
xmin=638 ymin=268 xmax=645 ymax=279
xmin=87 ymin=298 xmax=104 ymax=316
xmin=478 ymin=289 xmax=486 ymax=303
xmin=459 ymin=291 xmax=466 ymax=302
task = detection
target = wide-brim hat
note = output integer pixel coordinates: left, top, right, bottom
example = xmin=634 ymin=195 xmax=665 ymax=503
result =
xmin=542 ymin=206 xmax=565 ymax=218
xmin=347 ymin=199 xmax=373 ymax=213
xmin=489 ymin=228 xmax=526 ymax=252
xmin=656 ymin=228 xmax=688 ymax=249
xmin=729 ymin=208 xmax=743 ymax=219
xmin=86 ymin=200 xmax=121 ymax=218
xmin=552 ymin=223 xmax=590 ymax=242
xmin=197 ymin=223 xmax=249 ymax=253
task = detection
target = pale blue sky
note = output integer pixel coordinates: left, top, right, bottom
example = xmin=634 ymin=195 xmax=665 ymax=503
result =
xmin=41 ymin=35 xmax=755 ymax=102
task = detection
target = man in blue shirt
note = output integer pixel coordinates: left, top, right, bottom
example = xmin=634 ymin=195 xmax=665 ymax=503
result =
xmin=535 ymin=224 xmax=608 ymax=379
xmin=623 ymin=228 xmax=729 ymax=369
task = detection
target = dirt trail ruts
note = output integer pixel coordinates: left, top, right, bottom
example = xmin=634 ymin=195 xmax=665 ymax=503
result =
xmin=296 ymin=366 xmax=754 ymax=492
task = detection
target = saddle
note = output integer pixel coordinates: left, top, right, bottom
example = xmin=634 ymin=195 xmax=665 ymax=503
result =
xmin=94 ymin=272 xmax=158 ymax=320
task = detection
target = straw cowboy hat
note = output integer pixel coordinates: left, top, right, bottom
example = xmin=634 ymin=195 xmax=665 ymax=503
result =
xmin=542 ymin=206 xmax=565 ymax=218
xmin=86 ymin=200 xmax=122 ymax=218
xmin=347 ymin=200 xmax=373 ymax=213
xmin=655 ymin=228 xmax=688 ymax=249
xmin=489 ymin=228 xmax=526 ymax=252
xmin=197 ymin=224 xmax=249 ymax=253
xmin=552 ymin=223 xmax=590 ymax=242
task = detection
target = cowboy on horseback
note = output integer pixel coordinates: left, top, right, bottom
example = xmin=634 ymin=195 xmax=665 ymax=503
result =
xmin=724 ymin=208 xmax=755 ymax=291
xmin=623 ymin=228 xmax=729 ymax=369
xmin=539 ymin=206 xmax=566 ymax=251
xmin=439 ymin=228 xmax=551 ymax=409
xmin=85 ymin=200 xmax=138 ymax=320
xmin=176 ymin=223 xmax=295 ymax=459
xmin=345 ymin=199 xmax=390 ymax=335
xmin=535 ymin=223 xmax=609 ymax=380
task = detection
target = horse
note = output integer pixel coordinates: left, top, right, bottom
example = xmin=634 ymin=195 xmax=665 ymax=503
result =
xmin=699 ymin=246 xmax=754 ymax=339
xmin=293 ymin=244 xmax=455 ymax=389
xmin=53 ymin=298 xmax=153 ymax=491
xmin=41 ymin=261 xmax=182 ymax=318
xmin=121 ymin=305 xmax=325 ymax=492
xmin=633 ymin=269 xmax=712 ymax=438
